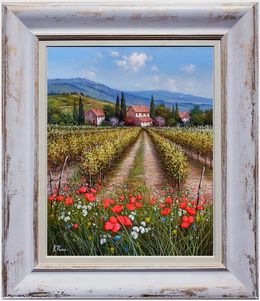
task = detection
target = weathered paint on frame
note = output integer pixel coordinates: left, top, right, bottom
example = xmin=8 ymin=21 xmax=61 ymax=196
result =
xmin=2 ymin=1 xmax=258 ymax=298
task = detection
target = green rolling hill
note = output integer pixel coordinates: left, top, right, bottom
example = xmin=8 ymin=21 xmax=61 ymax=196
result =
xmin=48 ymin=94 xmax=115 ymax=113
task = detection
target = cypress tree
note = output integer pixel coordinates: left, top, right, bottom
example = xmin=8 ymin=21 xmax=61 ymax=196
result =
xmin=115 ymin=94 xmax=120 ymax=119
xmin=120 ymin=92 xmax=126 ymax=121
xmin=73 ymin=99 xmax=78 ymax=122
xmin=175 ymin=103 xmax=182 ymax=123
xmin=78 ymin=95 xmax=85 ymax=125
xmin=172 ymin=104 xmax=175 ymax=116
xmin=150 ymin=95 xmax=155 ymax=118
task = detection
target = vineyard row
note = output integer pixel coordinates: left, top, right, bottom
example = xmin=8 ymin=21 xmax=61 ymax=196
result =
xmin=155 ymin=128 xmax=213 ymax=161
xmin=147 ymin=129 xmax=188 ymax=186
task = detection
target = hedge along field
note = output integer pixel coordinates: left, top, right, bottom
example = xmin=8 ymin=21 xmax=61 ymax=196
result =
xmin=47 ymin=126 xmax=213 ymax=256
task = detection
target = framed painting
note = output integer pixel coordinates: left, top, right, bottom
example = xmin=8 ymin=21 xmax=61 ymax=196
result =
xmin=2 ymin=1 xmax=258 ymax=298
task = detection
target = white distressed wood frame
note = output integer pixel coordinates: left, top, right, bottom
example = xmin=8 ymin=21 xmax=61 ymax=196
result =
xmin=2 ymin=1 xmax=258 ymax=299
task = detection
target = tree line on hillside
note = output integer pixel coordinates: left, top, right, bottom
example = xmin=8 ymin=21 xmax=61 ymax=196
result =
xmin=48 ymin=93 xmax=85 ymax=125
xmin=149 ymin=95 xmax=212 ymax=127
xmin=48 ymin=92 xmax=212 ymax=126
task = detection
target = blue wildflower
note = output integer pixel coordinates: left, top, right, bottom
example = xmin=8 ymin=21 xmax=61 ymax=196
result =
xmin=113 ymin=235 xmax=121 ymax=241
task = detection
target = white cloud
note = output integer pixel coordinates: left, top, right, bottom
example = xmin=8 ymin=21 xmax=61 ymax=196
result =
xmin=181 ymin=64 xmax=196 ymax=74
xmin=151 ymin=65 xmax=158 ymax=72
xmin=116 ymin=52 xmax=152 ymax=72
xmin=152 ymin=75 xmax=159 ymax=83
xmin=80 ymin=70 xmax=96 ymax=79
xmin=111 ymin=51 xmax=119 ymax=57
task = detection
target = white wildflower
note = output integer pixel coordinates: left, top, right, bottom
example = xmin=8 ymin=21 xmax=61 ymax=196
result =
xmin=77 ymin=204 xmax=82 ymax=209
xmin=82 ymin=209 xmax=88 ymax=217
xmin=132 ymin=226 xmax=139 ymax=233
xmin=141 ymin=221 xmax=146 ymax=227
xmin=100 ymin=238 xmax=107 ymax=245
xmin=129 ymin=214 xmax=135 ymax=221
xmin=139 ymin=226 xmax=145 ymax=234
xmin=64 ymin=216 xmax=70 ymax=222
xmin=131 ymin=231 xmax=138 ymax=240
xmin=145 ymin=228 xmax=149 ymax=233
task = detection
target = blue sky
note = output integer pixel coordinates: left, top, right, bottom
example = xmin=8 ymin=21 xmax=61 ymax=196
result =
xmin=48 ymin=46 xmax=213 ymax=98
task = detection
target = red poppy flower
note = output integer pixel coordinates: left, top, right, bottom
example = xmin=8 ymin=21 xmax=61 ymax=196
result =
xmin=103 ymin=199 xmax=109 ymax=209
xmin=109 ymin=216 xmax=117 ymax=224
xmin=97 ymin=185 xmax=102 ymax=191
xmin=179 ymin=201 xmax=187 ymax=209
xmin=111 ymin=223 xmax=121 ymax=233
xmin=73 ymin=224 xmax=78 ymax=229
xmin=122 ymin=216 xmax=132 ymax=227
xmin=129 ymin=196 xmax=136 ymax=204
xmin=160 ymin=208 xmax=171 ymax=216
xmin=111 ymin=204 xmax=124 ymax=214
xmin=165 ymin=197 xmax=173 ymax=204
xmin=159 ymin=203 xmax=165 ymax=208
xmin=103 ymin=198 xmax=114 ymax=209
xmin=56 ymin=195 xmax=64 ymax=202
xmin=117 ymin=216 xmax=125 ymax=225
xmin=136 ymin=195 xmax=142 ymax=200
xmin=48 ymin=194 xmax=56 ymax=201
xmin=90 ymin=188 xmax=97 ymax=194
xmin=78 ymin=186 xmax=87 ymax=193
xmin=119 ymin=196 xmax=125 ymax=201
xmin=182 ymin=215 xmax=189 ymax=223
xmin=188 ymin=216 xmax=194 ymax=223
xmin=64 ymin=196 xmax=73 ymax=206
xmin=197 ymin=205 xmax=203 ymax=210
xmin=117 ymin=216 xmax=132 ymax=227
xmin=185 ymin=207 xmax=196 ymax=216
xmin=84 ymin=193 xmax=96 ymax=202
xmin=104 ymin=221 xmax=114 ymax=231
xmin=150 ymin=198 xmax=155 ymax=205
xmin=135 ymin=202 xmax=142 ymax=208
xmin=126 ymin=203 xmax=136 ymax=211
xmin=180 ymin=222 xmax=190 ymax=228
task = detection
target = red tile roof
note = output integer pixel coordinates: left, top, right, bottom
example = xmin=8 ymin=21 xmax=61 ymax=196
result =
xmin=179 ymin=112 xmax=190 ymax=119
xmin=128 ymin=105 xmax=150 ymax=113
xmin=86 ymin=108 xmax=105 ymax=117
xmin=137 ymin=117 xmax=153 ymax=123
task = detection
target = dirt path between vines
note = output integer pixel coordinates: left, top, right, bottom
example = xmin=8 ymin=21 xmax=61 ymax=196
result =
xmin=184 ymin=159 xmax=213 ymax=197
xmin=106 ymin=135 xmax=142 ymax=188
xmin=143 ymin=131 xmax=168 ymax=193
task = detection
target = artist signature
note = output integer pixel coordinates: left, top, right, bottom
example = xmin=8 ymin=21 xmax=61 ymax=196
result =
xmin=53 ymin=245 xmax=67 ymax=253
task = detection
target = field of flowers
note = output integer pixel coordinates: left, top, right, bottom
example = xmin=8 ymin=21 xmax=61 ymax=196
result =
xmin=48 ymin=180 xmax=212 ymax=256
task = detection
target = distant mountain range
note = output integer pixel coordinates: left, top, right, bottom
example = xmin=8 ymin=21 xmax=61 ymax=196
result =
xmin=48 ymin=78 xmax=212 ymax=112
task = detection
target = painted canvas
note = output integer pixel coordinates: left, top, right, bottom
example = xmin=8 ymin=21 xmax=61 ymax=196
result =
xmin=47 ymin=46 xmax=213 ymax=256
